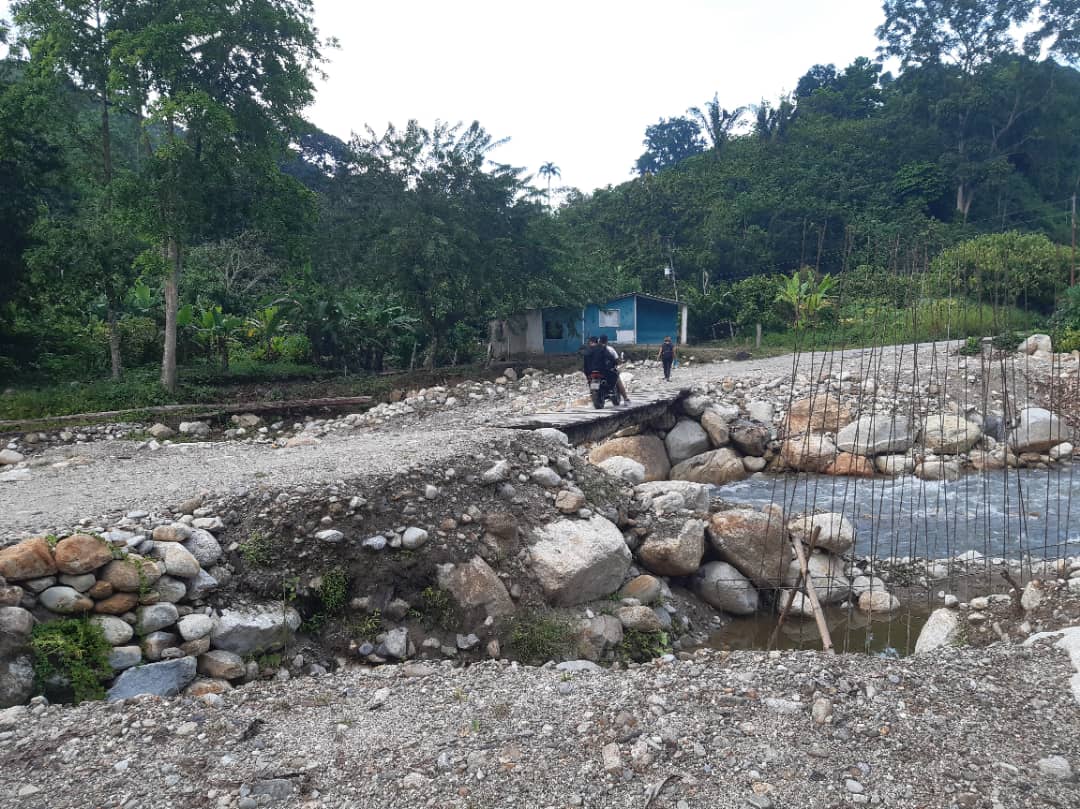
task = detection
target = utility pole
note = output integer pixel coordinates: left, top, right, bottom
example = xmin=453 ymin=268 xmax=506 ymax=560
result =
xmin=1071 ymin=193 xmax=1076 ymax=287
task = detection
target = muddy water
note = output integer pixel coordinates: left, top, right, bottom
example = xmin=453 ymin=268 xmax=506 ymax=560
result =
xmin=702 ymin=607 xmax=933 ymax=657
xmin=713 ymin=467 xmax=1080 ymax=559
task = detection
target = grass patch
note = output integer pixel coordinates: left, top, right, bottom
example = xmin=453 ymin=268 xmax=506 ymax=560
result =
xmin=417 ymin=586 xmax=457 ymax=631
xmin=31 ymin=618 xmax=112 ymax=703
xmin=508 ymin=613 xmax=574 ymax=664
xmin=350 ymin=611 xmax=383 ymax=641
xmin=302 ymin=567 xmax=350 ymax=634
xmin=239 ymin=531 xmax=272 ymax=567
xmin=617 ymin=629 xmax=671 ymax=663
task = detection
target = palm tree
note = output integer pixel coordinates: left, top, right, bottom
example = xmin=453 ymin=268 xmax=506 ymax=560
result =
xmin=688 ymin=94 xmax=746 ymax=153
xmin=538 ymin=161 xmax=561 ymax=208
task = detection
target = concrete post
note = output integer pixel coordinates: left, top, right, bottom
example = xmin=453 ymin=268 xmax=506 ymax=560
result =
xmin=680 ymin=304 xmax=688 ymax=345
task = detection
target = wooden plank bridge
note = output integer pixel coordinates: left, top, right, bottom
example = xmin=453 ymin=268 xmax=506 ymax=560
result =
xmin=498 ymin=385 xmax=691 ymax=444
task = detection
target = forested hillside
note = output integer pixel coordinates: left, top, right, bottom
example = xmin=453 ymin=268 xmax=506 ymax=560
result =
xmin=1 ymin=0 xmax=1078 ymax=413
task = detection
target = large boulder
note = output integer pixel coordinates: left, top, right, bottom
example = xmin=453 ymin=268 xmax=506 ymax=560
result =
xmin=785 ymin=551 xmax=850 ymax=603
xmin=824 ymin=452 xmax=875 ymax=477
xmin=99 ymin=555 xmax=163 ymax=593
xmin=836 ymin=415 xmax=912 ymax=456
xmin=780 ymin=434 xmax=837 ymax=473
xmin=106 ymin=656 xmax=197 ymax=701
xmin=914 ymin=608 xmax=961 ymax=654
xmin=634 ymin=481 xmax=711 ymax=513
xmin=182 ymin=529 xmax=223 ymax=568
xmin=699 ymin=408 xmax=731 ymax=447
xmin=636 ymin=518 xmax=705 ymax=577
xmin=920 ymin=414 xmax=982 ymax=454
xmin=1009 ymin=408 xmax=1067 ymax=453
xmin=576 ymin=615 xmax=623 ymax=661
xmin=0 ymin=536 xmax=57 ymax=581
xmin=529 ymin=515 xmax=632 ymax=606
xmin=1017 ymin=334 xmax=1052 ymax=355
xmin=39 ymin=586 xmax=93 ymax=614
xmin=728 ymin=420 xmax=769 ymax=457
xmin=152 ymin=543 xmax=201 ymax=579
xmin=664 ymin=419 xmax=711 ymax=465
xmin=596 ymin=456 xmax=647 ymax=484
xmin=784 ymin=393 xmax=852 ymax=437
xmin=914 ymin=458 xmax=962 ymax=482
xmin=589 ymin=435 xmax=670 ymax=482
xmin=53 ymin=534 xmax=113 ymax=575
xmin=707 ymin=509 xmax=791 ymax=588
xmin=694 ymin=561 xmax=759 ymax=615
xmin=210 ymin=605 xmax=302 ymax=656
xmin=0 ymin=656 xmax=34 ymax=707
xmin=0 ymin=605 xmax=35 ymax=658
xmin=787 ymin=513 xmax=855 ymax=554
xmin=436 ymin=556 xmax=515 ymax=619
xmin=670 ymin=449 xmax=747 ymax=486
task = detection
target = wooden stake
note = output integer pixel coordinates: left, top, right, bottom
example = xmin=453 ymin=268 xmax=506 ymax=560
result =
xmin=768 ymin=525 xmax=821 ymax=650
xmin=790 ymin=526 xmax=835 ymax=654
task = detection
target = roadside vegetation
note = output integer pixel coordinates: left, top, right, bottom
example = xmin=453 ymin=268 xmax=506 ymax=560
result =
xmin=2 ymin=1 xmax=1078 ymax=414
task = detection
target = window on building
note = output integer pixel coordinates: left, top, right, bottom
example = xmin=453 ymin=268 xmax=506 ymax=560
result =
xmin=544 ymin=320 xmax=565 ymax=340
xmin=599 ymin=309 xmax=620 ymax=328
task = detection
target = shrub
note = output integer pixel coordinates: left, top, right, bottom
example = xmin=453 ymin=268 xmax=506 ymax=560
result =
xmin=509 ymin=613 xmax=574 ymax=664
xmin=617 ymin=629 xmax=671 ymax=663
xmin=31 ymin=618 xmax=112 ymax=703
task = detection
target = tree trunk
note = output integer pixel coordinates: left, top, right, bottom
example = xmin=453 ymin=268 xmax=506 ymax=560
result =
xmin=956 ymin=183 xmax=974 ymax=222
xmin=161 ymin=238 xmax=181 ymax=392
xmin=107 ymin=305 xmax=122 ymax=380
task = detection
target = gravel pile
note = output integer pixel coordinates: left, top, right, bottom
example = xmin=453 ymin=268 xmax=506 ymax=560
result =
xmin=2 ymin=638 xmax=1078 ymax=809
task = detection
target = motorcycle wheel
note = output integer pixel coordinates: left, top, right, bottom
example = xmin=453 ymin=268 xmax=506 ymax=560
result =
xmin=591 ymin=387 xmax=605 ymax=409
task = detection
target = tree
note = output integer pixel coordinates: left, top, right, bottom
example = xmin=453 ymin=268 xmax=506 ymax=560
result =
xmin=877 ymin=1 xmax=1080 ymax=220
xmin=106 ymin=0 xmax=326 ymax=391
xmin=688 ymin=93 xmax=745 ymax=153
xmin=634 ymin=116 xmax=705 ymax=175
xmin=538 ymin=161 xmax=561 ymax=208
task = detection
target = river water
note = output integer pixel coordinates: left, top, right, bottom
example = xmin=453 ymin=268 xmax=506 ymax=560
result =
xmin=713 ymin=466 xmax=1080 ymax=561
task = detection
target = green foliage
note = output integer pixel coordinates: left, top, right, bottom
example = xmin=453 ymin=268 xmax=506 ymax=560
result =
xmin=302 ymin=566 xmax=349 ymax=634
xmin=1051 ymin=285 xmax=1080 ymax=351
xmin=508 ymin=613 xmax=574 ymax=664
xmin=418 ymin=585 xmax=456 ymax=631
xmin=931 ymin=232 xmax=1071 ymax=313
xmin=617 ymin=629 xmax=671 ymax=663
xmin=31 ymin=618 xmax=112 ymax=703
xmin=350 ymin=611 xmax=382 ymax=641
xmin=959 ymin=335 xmax=982 ymax=355
xmin=239 ymin=531 xmax=272 ymax=567
xmin=776 ymin=269 xmax=836 ymax=329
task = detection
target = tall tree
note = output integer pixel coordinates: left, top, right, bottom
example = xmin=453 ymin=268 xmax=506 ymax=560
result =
xmin=688 ymin=93 xmax=745 ymax=153
xmin=538 ymin=161 xmax=561 ymax=208
xmin=106 ymin=0 xmax=326 ymax=391
xmin=634 ymin=116 xmax=705 ymax=175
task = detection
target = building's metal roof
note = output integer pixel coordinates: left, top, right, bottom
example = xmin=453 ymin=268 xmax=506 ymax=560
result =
xmin=604 ymin=292 xmax=681 ymax=307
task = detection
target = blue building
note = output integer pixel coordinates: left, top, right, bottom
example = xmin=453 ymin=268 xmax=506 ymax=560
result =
xmin=490 ymin=293 xmax=688 ymax=358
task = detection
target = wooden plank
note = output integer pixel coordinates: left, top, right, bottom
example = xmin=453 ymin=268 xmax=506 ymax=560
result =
xmin=0 ymin=395 xmax=375 ymax=432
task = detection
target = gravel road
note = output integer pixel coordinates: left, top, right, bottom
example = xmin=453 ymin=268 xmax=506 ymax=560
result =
xmin=2 ymin=638 xmax=1078 ymax=808
xmin=2 ymin=338 xmax=1016 ymax=541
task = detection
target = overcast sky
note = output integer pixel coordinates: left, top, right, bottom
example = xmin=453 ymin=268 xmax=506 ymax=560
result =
xmin=3 ymin=0 xmax=888 ymax=193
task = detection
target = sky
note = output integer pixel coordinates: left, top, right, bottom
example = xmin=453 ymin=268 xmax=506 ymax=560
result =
xmin=2 ymin=0 xmax=888 ymax=194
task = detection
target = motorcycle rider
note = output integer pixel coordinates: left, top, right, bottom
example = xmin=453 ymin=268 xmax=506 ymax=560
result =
xmin=597 ymin=335 xmax=630 ymax=404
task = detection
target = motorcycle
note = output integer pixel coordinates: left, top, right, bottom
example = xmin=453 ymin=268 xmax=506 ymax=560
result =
xmin=588 ymin=370 xmax=622 ymax=409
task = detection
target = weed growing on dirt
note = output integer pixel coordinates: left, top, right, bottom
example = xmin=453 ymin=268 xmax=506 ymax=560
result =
xmin=31 ymin=618 xmax=112 ymax=703
xmin=419 ymin=586 xmax=457 ymax=630
xmin=303 ymin=567 xmax=349 ymax=634
xmin=350 ymin=611 xmax=382 ymax=641
xmin=509 ymin=613 xmax=574 ymax=664
xmin=239 ymin=531 xmax=272 ymax=566
xmin=617 ymin=629 xmax=671 ymax=663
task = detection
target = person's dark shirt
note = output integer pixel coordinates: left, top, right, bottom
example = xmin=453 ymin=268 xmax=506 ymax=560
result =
xmin=583 ymin=344 xmax=611 ymax=374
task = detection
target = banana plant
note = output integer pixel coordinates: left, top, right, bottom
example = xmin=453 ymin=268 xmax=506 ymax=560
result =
xmin=246 ymin=304 xmax=292 ymax=360
xmin=192 ymin=305 xmax=245 ymax=370
xmin=776 ymin=269 xmax=836 ymax=330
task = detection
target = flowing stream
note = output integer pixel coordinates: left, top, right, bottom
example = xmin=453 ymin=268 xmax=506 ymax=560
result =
xmin=713 ymin=466 xmax=1080 ymax=560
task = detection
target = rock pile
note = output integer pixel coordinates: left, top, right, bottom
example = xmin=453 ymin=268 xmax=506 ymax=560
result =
xmin=0 ymin=510 xmax=302 ymax=707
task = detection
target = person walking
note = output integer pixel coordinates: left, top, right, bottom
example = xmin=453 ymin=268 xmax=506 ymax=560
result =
xmin=657 ymin=336 xmax=676 ymax=381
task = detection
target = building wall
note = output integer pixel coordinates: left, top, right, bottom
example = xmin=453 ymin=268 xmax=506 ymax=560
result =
xmin=584 ymin=297 xmax=636 ymax=344
xmin=541 ymin=306 xmax=584 ymax=354
xmin=635 ymin=296 xmax=679 ymax=344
